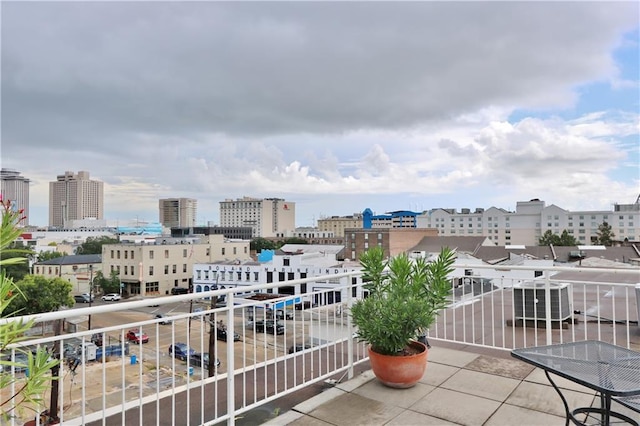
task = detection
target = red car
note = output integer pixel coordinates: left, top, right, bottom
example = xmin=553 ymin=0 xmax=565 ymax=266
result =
xmin=126 ymin=329 xmax=149 ymax=344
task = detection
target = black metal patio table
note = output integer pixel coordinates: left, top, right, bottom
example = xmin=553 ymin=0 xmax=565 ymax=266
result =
xmin=511 ymin=340 xmax=640 ymax=426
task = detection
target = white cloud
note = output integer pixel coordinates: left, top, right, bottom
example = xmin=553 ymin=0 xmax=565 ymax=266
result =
xmin=2 ymin=2 xmax=638 ymax=225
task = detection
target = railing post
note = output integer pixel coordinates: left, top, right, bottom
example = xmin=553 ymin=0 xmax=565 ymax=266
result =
xmin=226 ymin=292 xmax=235 ymax=425
xmin=346 ymin=273 xmax=354 ymax=380
xmin=544 ymin=270 xmax=552 ymax=345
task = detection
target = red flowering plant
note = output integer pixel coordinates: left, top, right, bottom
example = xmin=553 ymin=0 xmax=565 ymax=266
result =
xmin=0 ymin=197 xmax=59 ymax=422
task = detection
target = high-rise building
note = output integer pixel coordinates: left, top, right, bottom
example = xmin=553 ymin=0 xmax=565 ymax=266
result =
xmin=159 ymin=198 xmax=197 ymax=228
xmin=0 ymin=168 xmax=30 ymax=225
xmin=219 ymin=196 xmax=295 ymax=238
xmin=49 ymin=171 xmax=104 ymax=228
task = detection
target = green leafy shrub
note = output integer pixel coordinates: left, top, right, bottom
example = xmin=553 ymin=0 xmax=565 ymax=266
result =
xmin=0 ymin=198 xmax=59 ymax=422
xmin=351 ymin=246 xmax=455 ymax=356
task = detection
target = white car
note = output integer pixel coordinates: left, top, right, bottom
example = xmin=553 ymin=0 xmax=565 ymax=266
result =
xmin=102 ymin=293 xmax=121 ymax=302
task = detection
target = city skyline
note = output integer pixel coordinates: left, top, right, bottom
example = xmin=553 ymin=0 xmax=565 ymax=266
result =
xmin=2 ymin=2 xmax=639 ymax=227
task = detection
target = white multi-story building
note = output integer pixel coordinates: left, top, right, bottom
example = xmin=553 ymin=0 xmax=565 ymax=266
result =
xmin=159 ymin=198 xmax=197 ymax=228
xmin=49 ymin=171 xmax=104 ymax=228
xmin=193 ymin=245 xmax=363 ymax=306
xmin=1 ymin=168 xmax=30 ymax=225
xmin=219 ymin=196 xmax=295 ymax=238
xmin=417 ymin=199 xmax=639 ymax=246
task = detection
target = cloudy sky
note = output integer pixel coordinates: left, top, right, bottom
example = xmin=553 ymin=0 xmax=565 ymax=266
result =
xmin=2 ymin=2 xmax=639 ymax=227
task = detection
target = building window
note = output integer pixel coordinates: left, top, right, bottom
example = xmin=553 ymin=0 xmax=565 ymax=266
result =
xmin=117 ymin=250 xmax=120 ymax=259
xmin=149 ymin=266 xmax=154 ymax=276
xmin=233 ymin=247 xmax=237 ymax=255
xmin=131 ymin=266 xmax=135 ymax=275
xmin=124 ymin=251 xmax=128 ymax=259
xmin=172 ymin=264 xmax=177 ymax=273
xmin=222 ymin=248 xmax=225 ymax=255
xmin=131 ymin=251 xmax=134 ymax=260
xmin=183 ymin=249 xmax=187 ymax=258
xmin=164 ymin=265 xmax=169 ymax=274
xmin=183 ymin=264 xmax=187 ymax=273
xmin=124 ymin=265 xmax=128 ymax=275
xmin=164 ymin=250 xmax=169 ymax=259
xmin=110 ymin=250 xmax=114 ymax=259
xmin=149 ymin=250 xmax=154 ymax=260
xmin=283 ymin=258 xmax=290 ymax=266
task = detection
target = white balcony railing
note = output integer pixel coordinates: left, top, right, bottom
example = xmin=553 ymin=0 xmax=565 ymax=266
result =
xmin=1 ymin=264 xmax=639 ymax=425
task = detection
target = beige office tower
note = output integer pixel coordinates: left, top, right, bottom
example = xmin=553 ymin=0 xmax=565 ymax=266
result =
xmin=49 ymin=171 xmax=104 ymax=228
xmin=0 ymin=168 xmax=30 ymax=226
xmin=159 ymin=198 xmax=198 ymax=228
xmin=219 ymin=196 xmax=295 ymax=238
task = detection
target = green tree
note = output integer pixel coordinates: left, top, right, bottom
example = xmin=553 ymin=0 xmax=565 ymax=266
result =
xmin=595 ymin=222 xmax=615 ymax=246
xmin=92 ymin=270 xmax=120 ymax=295
xmin=37 ymin=251 xmax=66 ymax=262
xmin=250 ymin=237 xmax=278 ymax=252
xmin=4 ymin=275 xmax=74 ymax=316
xmin=538 ymin=230 xmax=559 ymax=246
xmin=0 ymin=198 xmax=59 ymax=422
xmin=539 ymin=230 xmax=579 ymax=246
xmin=558 ymin=230 xmax=579 ymax=246
xmin=76 ymin=236 xmax=118 ymax=255
xmin=283 ymin=237 xmax=308 ymax=245
xmin=0 ymin=241 xmax=33 ymax=281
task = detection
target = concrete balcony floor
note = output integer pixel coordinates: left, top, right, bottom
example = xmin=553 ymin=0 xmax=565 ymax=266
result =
xmin=266 ymin=344 xmax=639 ymax=426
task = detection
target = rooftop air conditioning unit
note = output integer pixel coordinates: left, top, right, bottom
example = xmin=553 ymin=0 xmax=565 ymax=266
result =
xmin=513 ymin=281 xmax=572 ymax=321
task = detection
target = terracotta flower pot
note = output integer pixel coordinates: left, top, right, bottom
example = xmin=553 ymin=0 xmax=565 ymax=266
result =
xmin=368 ymin=340 xmax=428 ymax=388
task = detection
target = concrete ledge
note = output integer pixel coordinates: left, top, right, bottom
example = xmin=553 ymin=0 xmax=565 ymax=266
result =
xmin=292 ymin=387 xmax=347 ymax=414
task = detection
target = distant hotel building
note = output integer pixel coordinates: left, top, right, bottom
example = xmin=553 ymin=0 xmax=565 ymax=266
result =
xmin=0 ymin=168 xmax=30 ymax=225
xmin=159 ymin=198 xmax=197 ymax=228
xmin=417 ymin=198 xmax=640 ymax=246
xmin=317 ymin=213 xmax=363 ymax=237
xmin=219 ymin=196 xmax=295 ymax=238
xmin=49 ymin=171 xmax=104 ymax=228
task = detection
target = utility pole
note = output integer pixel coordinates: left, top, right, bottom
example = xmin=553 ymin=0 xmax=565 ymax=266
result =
xmin=48 ymin=318 xmax=62 ymax=423
xmin=207 ymin=279 xmax=219 ymax=377
xmin=88 ymin=264 xmax=93 ymax=330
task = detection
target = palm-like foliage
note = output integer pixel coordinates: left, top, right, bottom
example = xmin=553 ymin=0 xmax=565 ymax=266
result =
xmin=0 ymin=198 xmax=59 ymax=422
xmin=351 ymin=246 xmax=455 ymax=356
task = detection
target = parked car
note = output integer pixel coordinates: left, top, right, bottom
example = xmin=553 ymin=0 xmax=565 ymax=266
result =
xmin=171 ymin=287 xmax=189 ymax=295
xmin=255 ymin=320 xmax=285 ymax=335
xmin=126 ymin=329 xmax=149 ymax=344
xmin=186 ymin=352 xmax=220 ymax=369
xmin=275 ymin=309 xmax=294 ymax=320
xmin=0 ymin=351 xmax=29 ymax=374
xmin=288 ymin=344 xmax=312 ymax=354
xmin=155 ymin=313 xmax=171 ymax=325
xmin=102 ymin=293 xmax=121 ymax=302
xmin=169 ymin=343 xmax=195 ymax=361
xmin=74 ymin=294 xmax=92 ymax=303
xmin=216 ymin=327 xmax=241 ymax=342
xmin=91 ymin=333 xmax=103 ymax=347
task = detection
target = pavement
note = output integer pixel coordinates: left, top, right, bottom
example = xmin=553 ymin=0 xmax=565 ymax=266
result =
xmin=264 ymin=345 xmax=640 ymax=426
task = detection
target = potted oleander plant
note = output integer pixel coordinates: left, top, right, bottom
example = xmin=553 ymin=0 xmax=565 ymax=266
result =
xmin=351 ymin=246 xmax=455 ymax=388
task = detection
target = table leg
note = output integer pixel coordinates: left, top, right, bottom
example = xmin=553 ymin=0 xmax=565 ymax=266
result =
xmin=544 ymin=370 xmax=571 ymax=426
